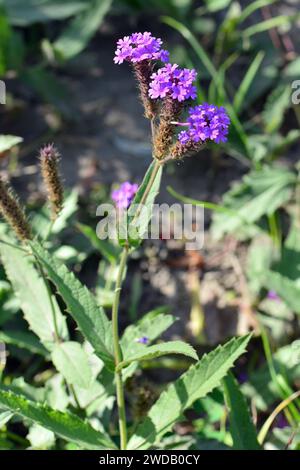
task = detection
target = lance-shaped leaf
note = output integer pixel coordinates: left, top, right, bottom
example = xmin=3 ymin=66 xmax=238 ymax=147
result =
xmin=0 ymin=242 xmax=68 ymax=349
xmin=0 ymin=330 xmax=48 ymax=357
xmin=120 ymin=309 xmax=177 ymax=380
xmin=121 ymin=308 xmax=176 ymax=359
xmin=223 ymin=372 xmax=261 ymax=450
xmin=0 ymin=388 xmax=116 ymax=450
xmin=51 ymin=341 xmax=93 ymax=389
xmin=127 ymin=335 xmax=251 ymax=450
xmin=31 ymin=241 xmax=114 ymax=368
xmin=117 ymin=341 xmax=198 ymax=371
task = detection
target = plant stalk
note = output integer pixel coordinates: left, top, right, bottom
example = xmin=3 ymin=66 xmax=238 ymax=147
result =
xmin=112 ymin=245 xmax=129 ymax=450
xmin=131 ymin=160 xmax=162 ymax=225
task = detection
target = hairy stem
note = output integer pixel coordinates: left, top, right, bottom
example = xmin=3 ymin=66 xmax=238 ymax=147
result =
xmin=112 ymin=128 xmax=163 ymax=448
xmin=112 ymin=245 xmax=129 ymax=449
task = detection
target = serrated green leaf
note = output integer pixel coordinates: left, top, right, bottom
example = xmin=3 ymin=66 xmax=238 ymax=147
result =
xmin=51 ymin=341 xmax=93 ymax=389
xmin=0 ymin=330 xmax=48 ymax=356
xmin=118 ymin=341 xmax=198 ymax=370
xmin=127 ymin=335 xmax=251 ymax=450
xmin=223 ymin=373 xmax=261 ymax=450
xmin=0 ymin=388 xmax=116 ymax=449
xmin=30 ymin=241 xmax=114 ymax=368
xmin=8 ymin=378 xmax=46 ymax=403
xmin=0 ymin=242 xmax=68 ymax=349
xmin=121 ymin=308 xmax=176 ymax=360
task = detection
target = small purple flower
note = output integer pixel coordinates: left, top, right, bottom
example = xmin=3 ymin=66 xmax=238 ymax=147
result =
xmin=111 ymin=182 xmax=138 ymax=209
xmin=135 ymin=336 xmax=149 ymax=345
xmin=177 ymin=103 xmax=230 ymax=145
xmin=114 ymin=32 xmax=169 ymax=65
xmin=237 ymin=372 xmax=248 ymax=385
xmin=149 ymin=64 xmax=197 ymax=102
xmin=267 ymin=290 xmax=281 ymax=302
xmin=275 ymin=413 xmax=288 ymax=429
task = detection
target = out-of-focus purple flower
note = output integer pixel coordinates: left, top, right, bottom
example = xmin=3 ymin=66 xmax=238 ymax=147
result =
xmin=267 ymin=290 xmax=281 ymax=302
xmin=111 ymin=182 xmax=138 ymax=209
xmin=275 ymin=413 xmax=288 ymax=429
xmin=177 ymin=103 xmax=230 ymax=145
xmin=237 ymin=372 xmax=248 ymax=385
xmin=149 ymin=64 xmax=197 ymax=102
xmin=114 ymin=32 xmax=169 ymax=64
xmin=135 ymin=336 xmax=149 ymax=345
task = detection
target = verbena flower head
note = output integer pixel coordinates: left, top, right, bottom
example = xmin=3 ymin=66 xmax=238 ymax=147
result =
xmin=149 ymin=63 xmax=197 ymax=102
xmin=111 ymin=182 xmax=138 ymax=209
xmin=178 ymin=103 xmax=230 ymax=145
xmin=114 ymin=32 xmax=169 ymax=64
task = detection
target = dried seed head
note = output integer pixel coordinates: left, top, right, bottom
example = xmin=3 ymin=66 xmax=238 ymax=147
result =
xmin=0 ymin=177 xmax=31 ymax=242
xmin=170 ymin=140 xmax=203 ymax=160
xmin=153 ymin=97 xmax=183 ymax=160
xmin=133 ymin=61 xmax=157 ymax=120
xmin=39 ymin=144 xmax=64 ymax=220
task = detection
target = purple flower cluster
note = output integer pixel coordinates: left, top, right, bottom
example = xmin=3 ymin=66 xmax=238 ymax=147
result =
xmin=178 ymin=103 xmax=230 ymax=145
xmin=114 ymin=32 xmax=169 ymax=65
xmin=148 ymin=64 xmax=197 ymax=102
xmin=111 ymin=182 xmax=138 ymax=209
xmin=114 ymin=31 xmax=231 ymax=157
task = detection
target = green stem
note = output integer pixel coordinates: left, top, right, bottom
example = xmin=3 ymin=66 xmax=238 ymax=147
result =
xmin=112 ymin=154 xmax=163 ymax=448
xmin=35 ymin=258 xmax=60 ymax=343
xmin=69 ymin=383 xmax=81 ymax=409
xmin=6 ymin=431 xmax=29 ymax=447
xmin=131 ymin=160 xmax=162 ymax=225
xmin=0 ymin=239 xmax=28 ymax=253
xmin=112 ymin=245 xmax=129 ymax=450
xmin=44 ymin=219 xmax=55 ymax=243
